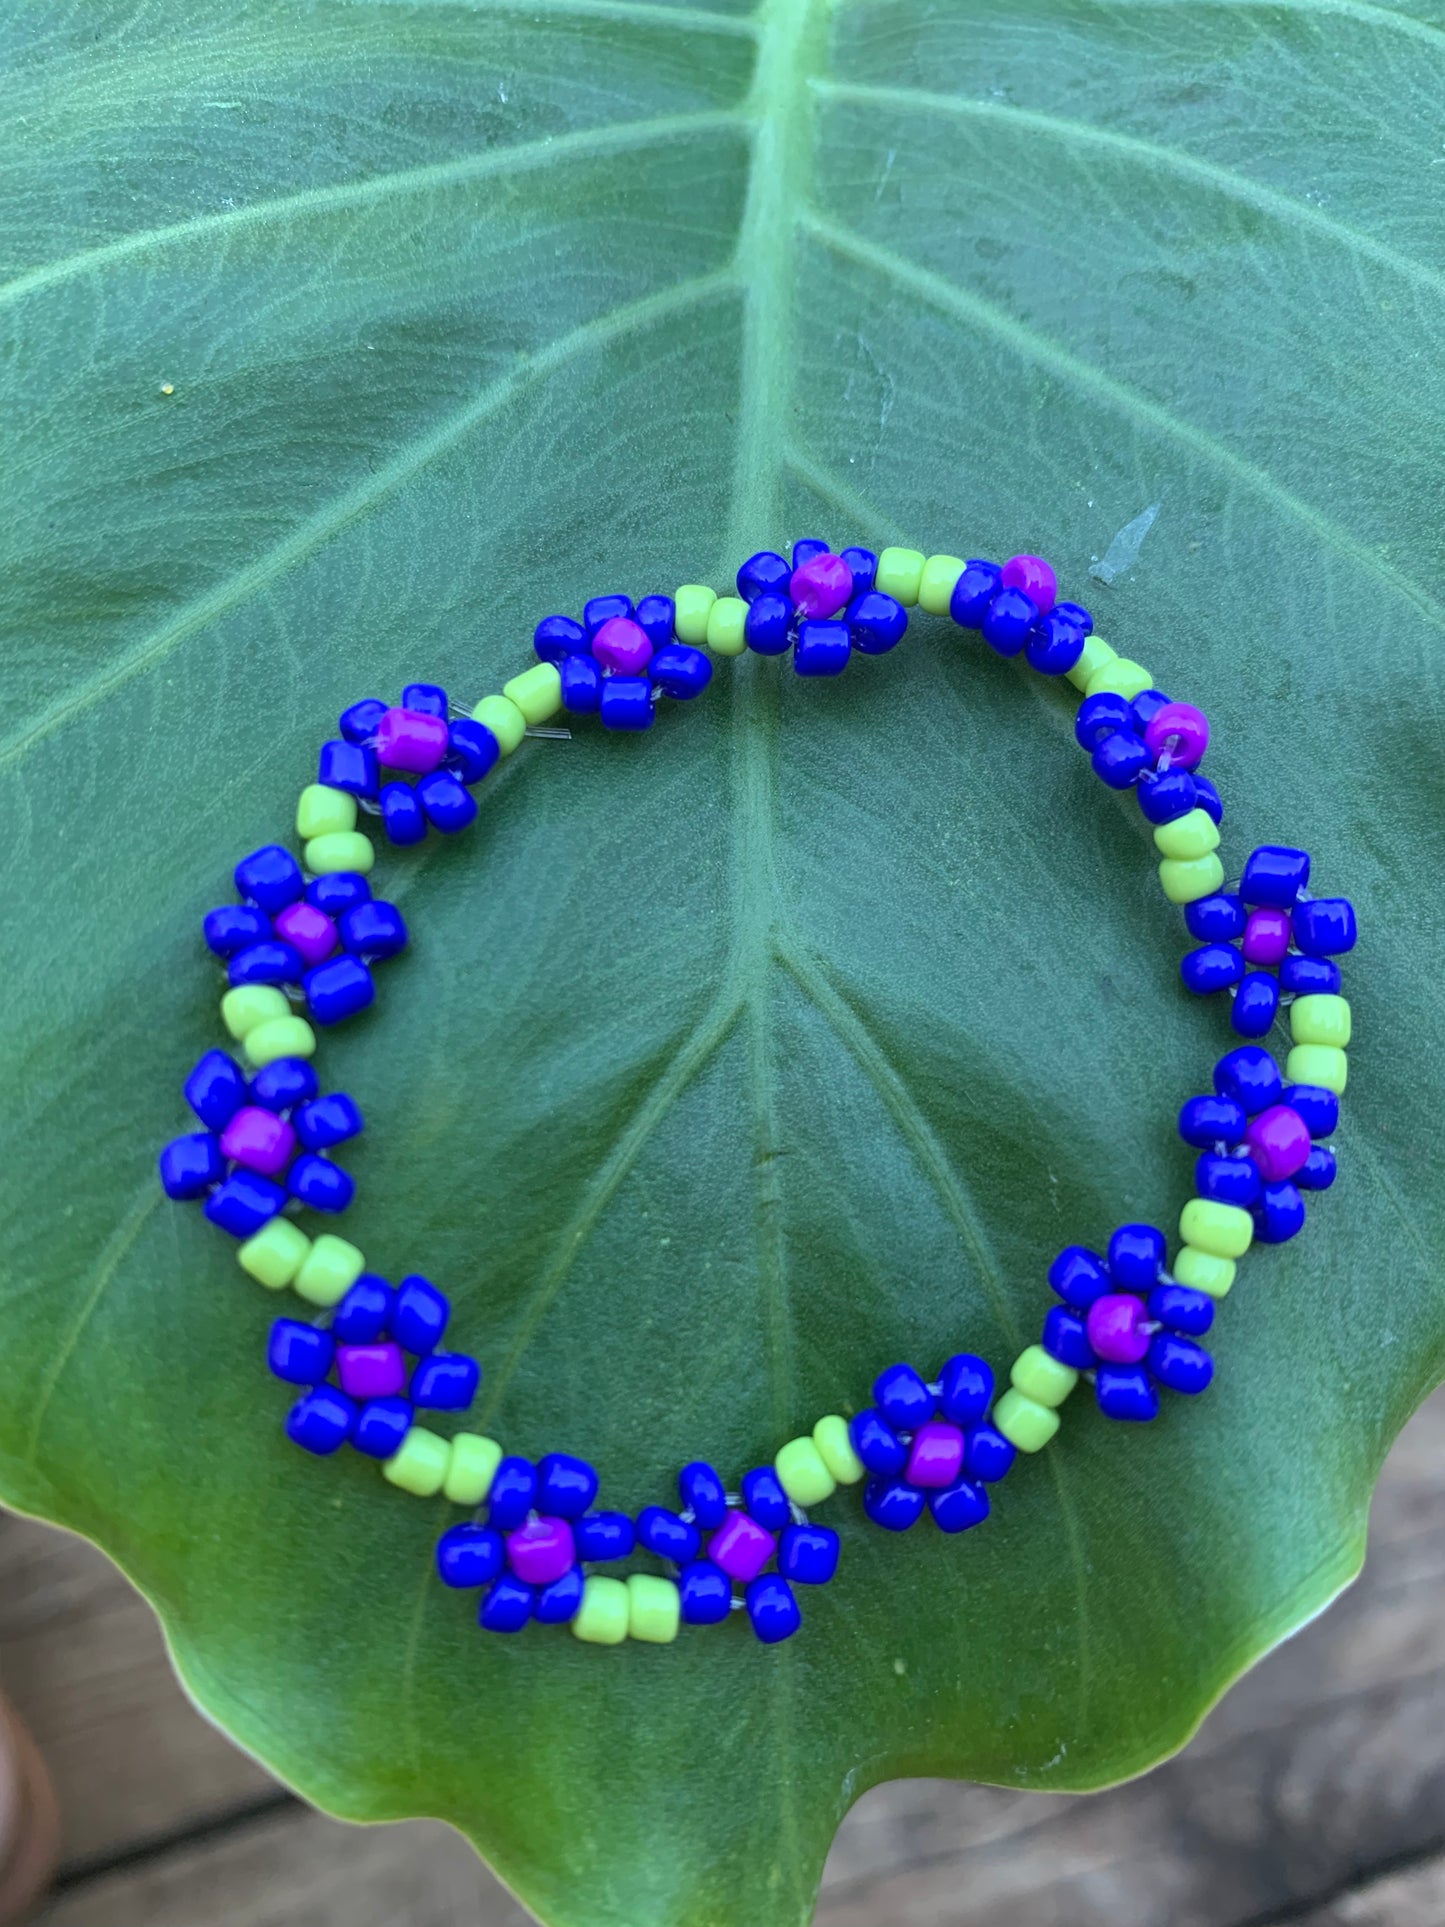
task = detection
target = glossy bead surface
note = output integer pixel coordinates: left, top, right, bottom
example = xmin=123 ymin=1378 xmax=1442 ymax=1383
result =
xmin=203 ymin=1168 xmax=286 ymax=1238
xmin=790 ymin=551 xmax=853 ymax=619
xmin=574 ymin=1511 xmax=636 ymax=1562
xmin=1025 ymin=606 xmax=1086 ymax=675
xmin=185 ymin=1049 xmax=248 ymax=1129
xmin=1285 ymin=1043 xmax=1348 ymax=1095
xmin=1142 ymin=701 xmax=1209 ymax=769
xmin=352 ymin=1397 xmax=413 ymax=1459
xmin=875 ymin=546 xmax=925 ymax=605
xmin=339 ymin=697 xmax=387 ymax=743
xmin=794 ymin=619 xmax=851 ymax=675
xmin=636 ymin=1506 xmax=701 ymax=1563
xmin=918 ymin=553 xmax=965 ymax=614
xmin=1092 ymin=731 xmax=1150 ymax=788
xmin=1042 ymin=1306 xmax=1096 ymax=1370
xmin=848 ymin=1408 xmax=907 ymax=1476
xmin=862 ymin=1476 xmax=926 ymax=1531
xmin=774 ymin=1437 xmax=836 ymax=1506
xmin=1000 ymin=554 xmax=1056 ymax=612
xmin=1231 ymin=972 xmax=1281 ymax=1038
xmin=237 ymin=1219 xmax=311 ymax=1289
xmin=1194 ymin=774 xmax=1224 ymax=823
xmin=1186 ymin=893 xmax=1246 ymax=943
xmin=204 ymin=904 xmax=271 ymax=958
xmin=627 ymin=1573 xmax=681 ymax=1644
xmin=1086 ymin=1293 xmax=1151 ymax=1365
xmin=251 ymin=1058 xmax=319 ymax=1112
xmin=1214 ymin=1045 xmax=1282 ymax=1114
xmin=267 ymin=1319 xmax=334 ymax=1385
xmin=707 ymin=1511 xmax=776 ymax=1583
xmin=1241 ymin=845 xmax=1311 ymax=907
xmin=436 ymin=1523 xmax=505 ymax=1589
xmin=159 ymin=1131 xmax=224 ymax=1199
xmin=1196 ymin=1152 xmax=1262 ymax=1208
xmin=1074 ymin=692 xmax=1133 ymax=751
xmin=335 ymin=1340 xmax=406 ymax=1400
xmin=220 ymin=1105 xmax=296 ymax=1176
xmin=1148 ymin=1333 xmax=1214 ymax=1395
xmin=949 ymin=559 xmax=1002 ymax=627
xmin=1291 ymin=993 xmax=1351 ymax=1048
xmin=583 ymin=592 xmax=632 ymax=635
xmin=1283 ymin=1084 xmax=1339 ymax=1138
xmin=1147 ymin=1284 xmax=1215 ymax=1336
xmin=1243 ymin=906 xmax=1292 ymax=966
xmin=392 ymin=1275 xmax=449 ymax=1354
xmin=479 ymin=1578 xmax=534 ymax=1634
xmin=842 ymin=546 xmax=878 ymax=594
xmin=1178 ymin=1093 xmax=1247 ymax=1149
xmin=1048 ymin=1245 xmax=1113 ymax=1310
xmin=1182 ymin=943 xmax=1245 ymax=995
xmin=904 ymin=1420 xmax=965 ymax=1488
xmin=993 ymin=1388 xmax=1059 ymax=1452
xmin=411 ymin=1353 xmax=479 ymax=1410
xmin=981 ymin=586 xmax=1038 ymax=655
xmin=487 ymin=1457 xmax=538 ymax=1531
xmin=286 ymin=1387 xmax=355 ymax=1454
xmin=273 ymin=901 xmax=339 ymax=969
xmin=506 ymin=1516 xmax=576 ymax=1587
xmin=1108 ymin=1224 xmax=1166 ymax=1290
xmin=416 ymin=769 xmax=478 ymax=833
xmin=336 ymin=901 xmax=405 ymax=965
xmin=778 ymin=1524 xmax=840 ymax=1585
xmin=679 ymin=1560 xmax=733 ymax=1625
xmin=571 ymin=1575 xmax=628 ymax=1645
xmin=1254 ymin=1179 xmax=1307 ymax=1242
xmin=1280 ymin=955 xmax=1342 ymax=997
xmin=332 ymin=1275 xmax=392 ymax=1343
xmin=598 ymin=677 xmax=654 ymax=731
xmin=1179 ymin=1197 xmax=1254 ymax=1260
xmin=1095 ymin=1365 xmax=1159 ymax=1423
xmin=534 ymin=614 xmax=587 ymax=663
xmin=746 ymin=1574 xmax=801 ymax=1644
xmin=1292 ymin=898 xmax=1357 ymax=956
xmin=400 ymin=683 xmax=448 ymax=718
xmin=375 ymin=707 xmax=449 ymax=775
xmin=559 ymin=655 xmax=603 ymax=714
xmin=592 ymin=616 xmax=653 ymax=675
xmin=937 ymin=1353 xmax=993 ymax=1425
xmin=740 ymin=1467 xmax=790 ymax=1531
xmin=745 ymin=591 xmax=793 ymax=655
xmin=317 ymin=739 xmax=379 ymax=799
xmin=634 ymin=594 xmax=676 ymax=648
xmin=447 ymin=718 xmax=500 ymax=784
xmin=306 ymin=872 xmax=370 ymax=916
xmin=537 ymin=1453 xmax=598 ymax=1519
xmin=235 ymin=845 xmax=303 ymax=915
xmin=1298 ymin=1145 xmax=1337 ymax=1189
xmin=963 ymin=1423 xmax=1016 ymax=1483
xmin=874 ymin=1362 xmax=934 ymax=1429
xmin=1245 ymin=1103 xmax=1313 ymax=1182
xmin=380 ymin=782 xmax=426 ymax=846
xmin=650 ymin=644 xmax=712 ymax=698
xmin=304 ymin=955 xmax=374 ymax=1026
xmin=228 ymin=940 xmax=302 ymax=988
xmin=1137 ymin=769 xmax=1198 ymax=824
xmin=929 ymin=1476 xmax=990 ymax=1534
xmin=737 ymin=552 xmax=790 ymax=603
xmin=846 ymin=590 xmax=907 ymax=653
xmin=678 ymin=1461 xmax=729 ymax=1530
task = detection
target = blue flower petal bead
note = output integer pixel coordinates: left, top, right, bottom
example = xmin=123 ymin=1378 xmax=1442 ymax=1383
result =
xmin=981 ymin=586 xmax=1038 ymax=656
xmin=203 ymin=904 xmax=271 ymax=958
xmin=863 ymin=1477 xmax=926 ymax=1531
xmin=1196 ymin=1152 xmax=1262 ymax=1208
xmin=401 ymin=683 xmax=449 ymax=718
xmin=650 ymin=644 xmax=712 ymax=698
xmin=339 ymin=900 xmax=407 ymax=962
xmin=635 ymin=595 xmax=676 ymax=648
xmin=1130 ymin=689 xmax=1173 ymax=730
xmin=679 ymin=1560 xmax=733 ymax=1625
xmin=1147 ymin=1284 xmax=1215 ymax=1337
xmin=447 ymin=719 xmax=500 ymax=785
xmin=304 ymin=955 xmax=375 ymax=1026
xmin=1137 ymin=769 xmax=1199 ymax=825
xmin=846 ymin=590 xmax=907 ymax=654
xmin=873 ymin=1362 xmax=934 ymax=1429
xmin=204 ymin=1169 xmax=286 ymax=1238
xmin=1241 ymin=845 xmax=1311 ymax=907
xmin=1048 ymin=1245 xmax=1112 ymax=1310
xmin=937 ymin=1353 xmax=993 ymax=1425
xmin=1279 ymin=955 xmax=1342 ymax=997
xmin=306 ymin=872 xmax=370 ymax=916
xmin=1231 ymin=972 xmax=1281 ymax=1037
xmin=598 ymin=677 xmax=654 ymax=731
xmin=746 ymin=1574 xmax=801 ymax=1643
xmin=1042 ymin=1306 xmax=1096 ymax=1370
xmin=486 ymin=1458 xmax=537 ymax=1531
xmin=332 ymin=1275 xmax=393 ymax=1343
xmin=250 ymin=1058 xmax=318 ymax=1111
xmin=791 ymin=538 xmax=829 ymax=569
xmin=537 ymin=1453 xmax=599 ymax=1519
xmin=534 ymin=614 xmax=587 ymax=664
xmin=841 ymin=546 xmax=878 ymax=595
xmin=436 ymin=1523 xmax=505 ymax=1589
xmin=948 ymin=559 xmax=1001 ymax=628
xmin=745 ymin=592 xmax=793 ymax=655
xmin=410 ymin=1353 xmax=480 ymax=1411
xmin=1193 ymin=774 xmax=1224 ymax=824
xmin=963 ymin=1423 xmax=1016 ymax=1483
xmin=1074 ymin=692 xmax=1133 ymax=752
xmin=1178 ymin=1094 xmax=1247 ymax=1149
xmin=583 ymin=593 xmax=632 ymax=635
xmin=317 ymin=740 xmax=378 ymax=799
xmin=1095 ymin=1366 xmax=1159 ymax=1423
xmin=929 ymin=1476 xmax=990 ymax=1534
xmin=228 ymin=941 xmax=302 ymax=988
xmin=185 ymin=1049 xmax=248 ymax=1129
xmin=1024 ymin=607 xmax=1086 ymax=675
xmin=795 ymin=620 xmax=851 ymax=675
xmin=1185 ymin=892 xmax=1247 ymax=942
xmin=1054 ymin=599 xmax=1093 ymax=636
xmin=1148 ymin=1334 xmax=1214 ymax=1395
xmin=380 ymin=781 xmax=427 ymax=846
xmin=1292 ymin=898 xmax=1358 ymax=956
xmin=736 ymin=551 xmax=791 ymax=603
xmin=1298 ymin=1146 xmax=1338 ymax=1189
xmin=267 ymin=1319 xmax=334 ymax=1385
xmin=535 ymin=1569 xmax=586 ymax=1625
xmin=1181 ymin=944 xmax=1245 ymax=995
xmin=1092 ymin=731 xmax=1150 ymax=789
xmin=635 ymin=1507 xmax=701 ymax=1563
xmin=575 ymin=1512 xmax=636 ymax=1561
xmin=391 ymin=1275 xmax=449 ymax=1354
xmin=159 ymin=1132 xmax=224 ymax=1200
xmin=295 ymin=1093 xmax=363 ymax=1152
xmin=339 ymin=698 xmax=387 ymax=744
xmin=560 ymin=655 xmax=603 ymax=714
xmin=416 ymin=769 xmax=478 ymax=833
xmin=352 ymin=1397 xmax=413 ymax=1458
xmin=1282 ymin=1084 xmax=1339 ymax=1138
xmin=286 ymin=1387 xmax=356 ymax=1454
xmin=678 ymin=1461 xmax=728 ymax=1530
xmin=779 ymin=1525 xmax=840 ymax=1585
xmin=740 ymin=1468 xmax=791 ymax=1531
xmin=479 ymin=1577 xmax=534 ymax=1634
xmin=1108 ymin=1224 xmax=1166 ymax=1291
xmin=234 ymin=845 xmax=303 ymax=915
xmin=1254 ymin=1180 xmax=1307 ymax=1243
xmin=1214 ymin=1045 xmax=1282 ymax=1115
xmin=288 ymin=1154 xmax=354 ymax=1214
xmin=848 ymin=1408 xmax=907 ymax=1476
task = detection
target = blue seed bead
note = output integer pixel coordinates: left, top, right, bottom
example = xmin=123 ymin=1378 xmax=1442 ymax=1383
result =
xmin=846 ymin=590 xmax=907 ymax=654
xmin=1042 ymin=1306 xmax=1096 ymax=1370
xmin=1049 ymin=1245 xmax=1112 ymax=1310
xmin=234 ymin=845 xmax=303 ymax=915
xmin=736 ymin=551 xmax=790 ymax=603
xmin=1137 ymin=769 xmax=1199 ymax=825
xmin=1074 ymin=692 xmax=1133 ymax=752
xmin=305 ymin=955 xmax=375 ymax=1026
xmin=339 ymin=697 xmax=387 ymax=744
xmin=740 ymin=1468 xmax=791 ymax=1532
xmin=352 ymin=1397 xmax=413 ymax=1459
xmin=1095 ymin=1366 xmax=1159 ymax=1423
xmin=381 ymin=781 xmax=427 ymax=846
xmin=1196 ymin=1151 xmax=1262 ymax=1208
xmin=1185 ymin=892 xmax=1247 ymax=942
xmin=560 ymin=655 xmax=603 ymax=714
xmin=203 ymin=904 xmax=271 ymax=958
xmin=948 ymin=559 xmax=1001 ymax=627
xmin=1279 ymin=955 xmax=1342 ymax=997
xmin=842 ymin=546 xmax=878 ymax=595
xmin=204 ymin=1169 xmax=286 ymax=1238
xmin=1231 ymin=972 xmax=1281 ymax=1037
xmin=791 ymin=537 xmax=829 ymax=570
xmin=1147 ymin=1333 xmax=1214 ymax=1395
xmin=1092 ymin=730 xmax=1150 ymax=789
xmin=306 ymin=872 xmax=370 ymax=916
xmin=598 ymin=677 xmax=654 ymax=731
xmin=1129 ymin=688 xmax=1173 ymax=731
xmin=679 ymin=1559 xmax=733 ymax=1625
xmin=649 ymin=644 xmax=713 ymax=699
xmin=286 ymin=1387 xmax=356 ymax=1454
xmin=636 ymin=1506 xmax=700 ymax=1563
xmin=1056 ymin=599 xmax=1093 ymax=636
xmin=1298 ymin=1145 xmax=1337 ymax=1190
xmin=1215 ymin=1045 xmax=1282 ymax=1115
xmin=447 ymin=719 xmax=500 ymax=785
xmin=678 ymin=1461 xmax=728 ymax=1531
xmin=1178 ymin=1093 xmax=1247 ymax=1148
xmin=340 ymin=900 xmax=407 ymax=962
xmin=392 ymin=1275 xmax=449 ymax=1354
xmin=288 ymin=1154 xmax=354 ymax=1215
xmin=1254 ymin=1180 xmax=1307 ymax=1243
xmin=250 ymin=1058 xmax=319 ymax=1114
xmin=1024 ymin=607 xmax=1086 ymax=675
xmin=436 ymin=1523 xmax=504 ymax=1589
xmin=929 ymin=1476 xmax=991 ymax=1534
xmin=536 ymin=1454 xmax=599 ymax=1519
xmin=1293 ymin=898 xmax=1358 ymax=957
xmin=535 ymin=1568 xmax=586 ymax=1625
xmin=745 ymin=592 xmax=793 ymax=655
xmin=1181 ymin=943 xmax=1245 ymax=995
xmin=1193 ymin=774 xmax=1224 ymax=824
xmin=185 ymin=1048 xmax=248 ymax=1129
xmin=317 ymin=739 xmax=378 ymax=799
xmin=575 ymin=1511 xmax=636 ymax=1561
xmin=1108 ymin=1224 xmax=1166 ymax=1291
xmin=1282 ymin=1084 xmax=1339 ymax=1139
xmin=779 ymin=1524 xmax=840 ymax=1585
xmin=228 ymin=940 xmax=302 ymax=988
xmin=1147 ymin=1284 xmax=1215 ymax=1337
xmin=746 ymin=1574 xmax=801 ymax=1644
xmin=635 ymin=594 xmax=676 ymax=648
xmin=268 ymin=1318 xmax=334 ymax=1386
xmin=410 ymin=1353 xmax=479 ymax=1410
xmin=534 ymin=614 xmax=587 ymax=663
xmin=963 ymin=1422 xmax=1016 ymax=1483
xmin=486 ymin=1457 xmax=537 ymax=1531
xmin=873 ymin=1362 xmax=934 ymax=1429
xmin=848 ymin=1408 xmax=907 ymax=1476
xmin=1241 ymin=845 xmax=1311 ymax=907
xmin=981 ymin=586 xmax=1038 ymax=656
xmin=794 ymin=620 xmax=851 ymax=675
xmin=937 ymin=1353 xmax=993 ymax=1425
xmin=401 ymin=682 xmax=448 ymax=718
xmin=583 ymin=592 xmax=633 ymax=635
xmin=416 ymin=769 xmax=478 ymax=833
xmin=479 ymin=1577 xmax=533 ymax=1634
xmin=863 ymin=1477 xmax=926 ymax=1531
xmin=332 ymin=1274 xmax=393 ymax=1343
xmin=158 ymin=1132 xmax=223 ymax=1199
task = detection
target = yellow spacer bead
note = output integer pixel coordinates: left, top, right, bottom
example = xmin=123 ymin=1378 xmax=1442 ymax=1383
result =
xmin=473 ymin=694 xmax=527 ymax=755
xmin=1010 ymin=1344 xmax=1077 ymax=1409
xmin=1159 ymin=851 xmax=1226 ymax=905
xmin=1173 ymin=1245 xmax=1236 ymax=1299
xmin=1066 ymin=634 xmax=1117 ymax=691
xmin=774 ymin=1437 xmax=837 ymax=1507
xmin=502 ymin=662 xmax=563 ymax=725
xmin=384 ymin=1427 xmax=451 ymax=1497
xmin=244 ymin=1015 xmax=317 ymax=1068
xmin=1286 ymin=1042 xmax=1348 ymax=1095
xmin=1153 ymin=808 xmax=1221 ymax=862
xmin=221 ymin=984 xmax=289 ymax=1040
xmin=993 ymin=1388 xmax=1060 ymax=1453
xmin=875 ymin=546 xmax=926 ymax=606
xmin=705 ymin=594 xmax=748 ymax=657
xmin=237 ymin=1219 xmax=311 ymax=1290
xmin=572 ymin=1574 xmax=630 ymax=1646
xmin=443 ymin=1433 xmax=503 ymax=1506
xmin=296 ymin=784 xmax=357 ymax=841
xmin=1086 ymin=657 xmax=1153 ymax=701
xmin=917 ymin=554 xmax=965 ymax=616
xmin=1291 ymin=994 xmax=1351 ymax=1049
xmin=674 ymin=584 xmax=717 ymax=645
xmin=293 ymin=1233 xmax=365 ymax=1308
xmin=627 ymin=1573 xmax=681 ymax=1644
xmin=304 ymin=830 xmax=374 ymax=877
xmin=1180 ymin=1197 xmax=1254 ymax=1260
xmin=812 ymin=1414 xmax=865 ymax=1485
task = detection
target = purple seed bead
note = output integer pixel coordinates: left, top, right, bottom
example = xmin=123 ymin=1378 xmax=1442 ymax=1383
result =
xmin=706 ymin=1511 xmax=776 ymax=1583
xmin=375 ymin=706 xmax=450 ymax=775
xmin=335 ymin=1341 xmax=408 ymax=1400
xmin=999 ymin=554 xmax=1057 ymax=614
xmin=904 ymin=1420 xmax=966 ymax=1489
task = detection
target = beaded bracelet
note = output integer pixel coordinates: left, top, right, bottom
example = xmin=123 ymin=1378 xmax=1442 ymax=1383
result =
xmin=157 ymin=540 xmax=1358 ymax=1649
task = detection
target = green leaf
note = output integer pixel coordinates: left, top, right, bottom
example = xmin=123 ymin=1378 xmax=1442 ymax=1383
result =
xmin=1 ymin=1 xmax=1441 ymax=1922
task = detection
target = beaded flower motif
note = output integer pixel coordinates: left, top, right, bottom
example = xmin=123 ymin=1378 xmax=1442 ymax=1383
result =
xmin=530 ymin=591 xmax=714 ymax=732
xmin=732 ymin=539 xmax=909 ymax=672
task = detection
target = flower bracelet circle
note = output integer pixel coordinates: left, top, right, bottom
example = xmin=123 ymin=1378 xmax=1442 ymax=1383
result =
xmin=156 ymin=540 xmax=1358 ymax=1649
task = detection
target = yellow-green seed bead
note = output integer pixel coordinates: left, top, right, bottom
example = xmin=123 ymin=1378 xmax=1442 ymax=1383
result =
xmin=674 ymin=584 xmax=717 ymax=645
xmin=572 ymin=1574 xmax=629 ymax=1646
xmin=1066 ymin=634 xmax=1117 ymax=691
xmin=384 ymin=1427 xmax=451 ymax=1497
xmin=875 ymin=546 xmax=926 ymax=606
xmin=993 ymin=1388 xmax=1060 ymax=1453
xmin=706 ymin=595 xmax=748 ymax=657
xmin=1086 ymin=657 xmax=1154 ymax=701
xmin=1159 ymin=851 xmax=1226 ymax=905
xmin=627 ymin=1573 xmax=681 ymax=1644
xmin=775 ymin=1437 xmax=837 ymax=1507
xmin=1173 ymin=1245 xmax=1236 ymax=1299
xmin=812 ymin=1414 xmax=865 ymax=1485
xmin=1285 ymin=1043 xmax=1348 ymax=1095
xmin=443 ymin=1434 xmax=503 ymax=1506
xmin=293 ymin=1232 xmax=365 ymax=1308
xmin=295 ymin=784 xmax=357 ymax=841
xmin=917 ymin=554 xmax=965 ymax=616
xmin=237 ymin=1218 xmax=311 ymax=1290
xmin=473 ymin=694 xmax=527 ymax=755
xmin=1010 ymin=1344 xmax=1078 ymax=1409
xmin=245 ymin=1015 xmax=317 ymax=1067
xmin=1180 ymin=1197 xmax=1254 ymax=1260
xmin=1153 ymin=808 xmax=1221 ymax=862
xmin=1291 ymin=994 xmax=1352 ymax=1049
xmin=502 ymin=661 xmax=563 ymax=725
xmin=221 ymin=984 xmax=289 ymax=1040
xmin=304 ymin=830 xmax=374 ymax=877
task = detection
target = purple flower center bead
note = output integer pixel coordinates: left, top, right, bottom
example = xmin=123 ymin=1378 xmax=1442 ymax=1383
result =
xmin=1086 ymin=1293 xmax=1151 ymax=1365
xmin=1143 ymin=701 xmax=1210 ymax=771
xmin=506 ymin=1515 xmax=576 ymax=1586
xmin=591 ymin=617 xmax=654 ymax=676
xmin=375 ymin=706 xmax=450 ymax=775
xmin=789 ymin=552 xmax=853 ymax=620
xmin=904 ymin=1419 xmax=965 ymax=1488
xmin=999 ymin=554 xmax=1057 ymax=614
xmin=335 ymin=1341 xmax=408 ymax=1400
xmin=1242 ymin=907 xmax=1291 ymax=966
xmin=219 ymin=1105 xmax=297 ymax=1177
xmin=707 ymin=1510 xmax=776 ymax=1583
xmin=1244 ymin=1103 xmax=1313 ymax=1182
xmin=273 ymin=900 xmax=339 ymax=967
